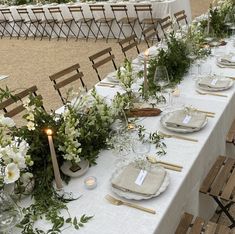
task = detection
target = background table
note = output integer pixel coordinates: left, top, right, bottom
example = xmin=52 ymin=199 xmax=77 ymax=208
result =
xmin=6 ymin=0 xmax=191 ymax=39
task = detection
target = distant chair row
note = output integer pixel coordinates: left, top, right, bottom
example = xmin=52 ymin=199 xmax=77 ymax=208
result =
xmin=0 ymin=6 xmax=188 ymax=41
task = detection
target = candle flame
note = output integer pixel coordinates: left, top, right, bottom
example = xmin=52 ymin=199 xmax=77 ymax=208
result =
xmin=46 ymin=129 xmax=53 ymax=136
xmin=144 ymin=49 xmax=149 ymax=57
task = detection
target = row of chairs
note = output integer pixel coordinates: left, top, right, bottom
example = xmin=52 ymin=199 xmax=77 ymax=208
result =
xmin=0 ymin=5 xmax=187 ymax=41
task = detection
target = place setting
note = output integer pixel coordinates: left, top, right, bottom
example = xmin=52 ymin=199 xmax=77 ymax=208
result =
xmin=216 ymin=53 xmax=235 ymax=68
xmin=195 ymin=73 xmax=233 ymax=97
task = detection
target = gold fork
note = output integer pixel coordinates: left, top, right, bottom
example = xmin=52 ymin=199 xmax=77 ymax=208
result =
xmin=105 ymin=194 xmax=156 ymax=214
xmin=196 ymin=90 xmax=227 ymax=97
xmin=158 ymin=131 xmax=198 ymax=142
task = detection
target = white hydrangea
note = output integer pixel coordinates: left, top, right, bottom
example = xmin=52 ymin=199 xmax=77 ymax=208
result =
xmin=0 ymin=115 xmax=15 ymax=128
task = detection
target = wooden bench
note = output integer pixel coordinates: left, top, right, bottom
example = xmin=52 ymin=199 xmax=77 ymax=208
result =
xmin=175 ymin=212 xmax=235 ymax=234
xmin=200 ymin=156 xmax=235 ymax=228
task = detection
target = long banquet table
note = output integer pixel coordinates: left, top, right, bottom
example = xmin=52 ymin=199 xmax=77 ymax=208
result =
xmin=5 ymin=0 xmax=191 ymax=39
xmin=16 ymin=40 xmax=235 ymax=234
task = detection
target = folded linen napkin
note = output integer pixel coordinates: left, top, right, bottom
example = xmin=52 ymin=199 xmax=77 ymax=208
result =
xmin=198 ymin=76 xmax=230 ymax=89
xmin=219 ymin=54 xmax=235 ymax=66
xmin=112 ymin=163 xmax=166 ymax=196
xmin=165 ymin=110 xmax=206 ymax=129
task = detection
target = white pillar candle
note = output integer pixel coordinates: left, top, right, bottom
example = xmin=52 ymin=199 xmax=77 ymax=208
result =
xmin=144 ymin=49 xmax=149 ymax=95
xmin=46 ymin=129 xmax=63 ymax=190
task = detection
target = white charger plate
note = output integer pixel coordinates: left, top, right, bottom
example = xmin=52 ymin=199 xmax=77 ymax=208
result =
xmin=160 ymin=109 xmax=208 ymax=133
xmin=110 ymin=164 xmax=170 ymax=200
xmin=196 ymin=75 xmax=233 ymax=92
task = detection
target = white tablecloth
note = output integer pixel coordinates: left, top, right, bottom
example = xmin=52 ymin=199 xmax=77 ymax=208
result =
xmin=15 ymin=41 xmax=235 ymax=234
xmin=4 ymin=0 xmax=191 ymax=38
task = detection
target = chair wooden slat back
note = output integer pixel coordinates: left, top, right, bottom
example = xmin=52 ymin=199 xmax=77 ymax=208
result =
xmin=142 ymin=23 xmax=160 ymax=47
xmin=175 ymin=212 xmax=233 ymax=234
xmin=200 ymin=155 xmax=235 ymax=228
xmin=159 ymin=15 xmax=173 ymax=38
xmin=89 ymin=47 xmax=117 ymax=81
xmin=0 ymin=85 xmax=43 ymax=118
xmin=118 ymin=34 xmax=139 ymax=57
xmin=174 ymin=10 xmax=188 ymax=28
xmin=49 ymin=63 xmax=86 ymax=104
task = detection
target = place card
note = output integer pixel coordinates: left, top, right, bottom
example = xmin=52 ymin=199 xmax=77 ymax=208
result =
xmin=135 ymin=170 xmax=147 ymax=186
xmin=211 ymin=78 xmax=218 ymax=86
xmin=182 ymin=115 xmax=192 ymax=124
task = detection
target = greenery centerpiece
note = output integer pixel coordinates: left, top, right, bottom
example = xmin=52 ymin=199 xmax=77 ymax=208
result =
xmin=0 ymin=88 xmax=116 ymax=233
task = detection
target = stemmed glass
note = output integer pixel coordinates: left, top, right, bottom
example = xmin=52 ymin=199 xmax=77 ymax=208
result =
xmin=131 ymin=137 xmax=151 ymax=166
xmin=154 ymin=66 xmax=170 ymax=107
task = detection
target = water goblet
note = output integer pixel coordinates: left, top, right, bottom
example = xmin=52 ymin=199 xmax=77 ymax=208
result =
xmin=154 ymin=66 xmax=170 ymax=107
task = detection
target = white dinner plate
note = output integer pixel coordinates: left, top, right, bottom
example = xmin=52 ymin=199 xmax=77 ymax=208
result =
xmin=196 ymin=75 xmax=233 ymax=92
xmin=160 ymin=109 xmax=208 ymax=133
xmin=110 ymin=164 xmax=170 ymax=200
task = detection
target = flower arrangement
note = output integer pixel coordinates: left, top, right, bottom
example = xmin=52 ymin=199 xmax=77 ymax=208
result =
xmin=0 ymin=87 xmax=116 ymax=233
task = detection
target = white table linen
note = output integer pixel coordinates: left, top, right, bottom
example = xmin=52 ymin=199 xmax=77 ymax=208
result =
xmin=15 ymin=41 xmax=235 ymax=234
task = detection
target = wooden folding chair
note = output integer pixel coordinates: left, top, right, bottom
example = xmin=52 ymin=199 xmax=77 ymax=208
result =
xmin=0 ymin=8 xmax=25 ymax=39
xmin=68 ymin=6 xmax=96 ymax=41
xmin=89 ymin=5 xmax=116 ymax=42
xmin=31 ymin=7 xmax=57 ymax=40
xmin=0 ymin=86 xmax=43 ymax=118
xmin=174 ymin=10 xmax=188 ymax=29
xmin=134 ymin=4 xmax=159 ymax=40
xmin=142 ymin=23 xmax=160 ymax=48
xmin=89 ymin=47 xmax=117 ymax=81
xmin=226 ymin=119 xmax=235 ymax=145
xmin=111 ymin=4 xmax=137 ymax=41
xmin=49 ymin=63 xmax=86 ymax=104
xmin=16 ymin=8 xmax=38 ymax=39
xmin=159 ymin=15 xmax=174 ymax=39
xmin=48 ymin=7 xmax=75 ymax=41
xmin=175 ymin=212 xmax=235 ymax=234
xmin=200 ymin=156 xmax=235 ymax=228
xmin=118 ymin=34 xmax=140 ymax=58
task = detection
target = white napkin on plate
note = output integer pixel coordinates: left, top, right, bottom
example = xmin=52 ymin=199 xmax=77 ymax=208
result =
xmin=165 ymin=110 xmax=206 ymax=129
xmin=198 ymin=76 xmax=230 ymax=89
xmin=112 ymin=163 xmax=166 ymax=196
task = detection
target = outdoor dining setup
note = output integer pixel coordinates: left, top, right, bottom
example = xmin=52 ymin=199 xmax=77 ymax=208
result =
xmin=1 ymin=0 xmax=235 ymax=233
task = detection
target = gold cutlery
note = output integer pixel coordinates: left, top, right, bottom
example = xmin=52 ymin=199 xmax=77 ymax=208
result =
xmin=158 ymin=131 xmax=198 ymax=142
xmin=146 ymin=156 xmax=182 ymax=172
xmin=195 ymin=109 xmax=215 ymax=115
xmin=105 ymin=194 xmax=156 ymax=214
xmin=196 ymin=90 xmax=227 ymax=97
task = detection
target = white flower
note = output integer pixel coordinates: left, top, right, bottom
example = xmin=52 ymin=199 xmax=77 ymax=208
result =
xmin=0 ymin=115 xmax=15 ymax=127
xmin=20 ymin=172 xmax=33 ymax=186
xmin=11 ymin=153 xmax=26 ymax=169
xmin=27 ymin=121 xmax=35 ymax=131
xmin=26 ymin=113 xmax=34 ymax=121
xmin=22 ymin=98 xmax=30 ymax=107
xmin=4 ymin=163 xmax=20 ymax=184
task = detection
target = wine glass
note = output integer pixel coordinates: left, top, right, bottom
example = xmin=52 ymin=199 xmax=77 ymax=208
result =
xmin=0 ymin=191 xmax=22 ymax=233
xmin=154 ymin=66 xmax=170 ymax=107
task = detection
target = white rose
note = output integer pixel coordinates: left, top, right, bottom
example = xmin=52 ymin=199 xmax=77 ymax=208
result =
xmin=20 ymin=172 xmax=33 ymax=186
xmin=27 ymin=121 xmax=35 ymax=131
xmin=12 ymin=153 xmax=26 ymax=169
xmin=4 ymin=163 xmax=20 ymax=184
xmin=0 ymin=115 xmax=15 ymax=128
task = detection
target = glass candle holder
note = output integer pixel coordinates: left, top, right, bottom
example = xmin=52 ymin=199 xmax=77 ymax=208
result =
xmin=84 ymin=176 xmax=97 ymax=190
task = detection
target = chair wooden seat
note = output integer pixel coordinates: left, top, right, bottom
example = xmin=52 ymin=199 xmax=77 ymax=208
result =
xmin=97 ymin=17 xmax=115 ymax=23
xmin=200 ymin=156 xmax=235 ymax=228
xmin=117 ymin=17 xmax=137 ymax=24
xmin=175 ymin=212 xmax=235 ymax=234
xmin=226 ymin=119 xmax=235 ymax=144
xmin=141 ymin=18 xmax=158 ymax=24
